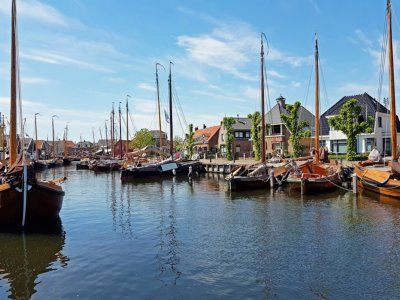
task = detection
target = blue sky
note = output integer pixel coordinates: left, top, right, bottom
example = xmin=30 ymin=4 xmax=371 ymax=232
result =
xmin=0 ymin=0 xmax=398 ymax=142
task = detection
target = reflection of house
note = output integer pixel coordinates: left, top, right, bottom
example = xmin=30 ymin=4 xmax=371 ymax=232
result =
xmin=320 ymin=93 xmax=400 ymax=155
xmin=218 ymin=116 xmax=252 ymax=157
xmin=193 ymin=125 xmax=220 ymax=153
xmin=149 ymin=130 xmax=168 ymax=148
xmin=113 ymin=140 xmax=132 ymax=158
xmin=265 ymin=95 xmax=315 ymax=156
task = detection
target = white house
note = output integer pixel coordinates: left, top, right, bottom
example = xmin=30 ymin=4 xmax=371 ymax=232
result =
xmin=319 ymin=93 xmax=400 ymax=156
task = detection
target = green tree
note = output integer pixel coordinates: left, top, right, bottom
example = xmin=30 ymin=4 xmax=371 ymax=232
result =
xmin=186 ymin=124 xmax=194 ymax=157
xmin=130 ymin=128 xmax=155 ymax=149
xmin=328 ymin=99 xmax=374 ymax=160
xmin=280 ymin=101 xmax=311 ymax=157
xmin=174 ymin=136 xmax=184 ymax=152
xmin=248 ymin=112 xmax=261 ymax=160
xmin=223 ymin=117 xmax=235 ymax=161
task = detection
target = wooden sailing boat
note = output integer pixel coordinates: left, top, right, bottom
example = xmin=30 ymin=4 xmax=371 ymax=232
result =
xmin=226 ymin=34 xmax=291 ymax=191
xmin=287 ymin=36 xmax=342 ymax=194
xmin=121 ymin=62 xmax=200 ymax=180
xmin=0 ymin=0 xmax=65 ymax=227
xmin=354 ymin=0 xmax=400 ymax=198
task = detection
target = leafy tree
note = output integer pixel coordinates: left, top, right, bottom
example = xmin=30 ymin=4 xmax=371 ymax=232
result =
xmin=280 ymin=101 xmax=311 ymax=157
xmin=248 ymin=112 xmax=261 ymax=160
xmin=174 ymin=136 xmax=184 ymax=152
xmin=130 ymin=128 xmax=155 ymax=149
xmin=328 ymin=98 xmax=374 ymax=160
xmin=186 ymin=124 xmax=194 ymax=157
xmin=223 ymin=117 xmax=235 ymax=161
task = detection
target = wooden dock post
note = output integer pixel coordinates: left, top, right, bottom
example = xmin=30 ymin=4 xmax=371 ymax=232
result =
xmin=352 ymin=174 xmax=357 ymax=194
xmin=269 ymin=169 xmax=274 ymax=188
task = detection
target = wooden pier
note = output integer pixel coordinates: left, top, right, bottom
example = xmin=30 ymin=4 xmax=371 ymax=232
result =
xmin=200 ymin=163 xmax=237 ymax=174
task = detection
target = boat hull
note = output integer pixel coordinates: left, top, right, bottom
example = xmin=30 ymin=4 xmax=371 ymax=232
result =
xmin=121 ymin=160 xmax=201 ymax=180
xmin=228 ymin=175 xmax=270 ymax=191
xmin=287 ymin=174 xmax=340 ymax=194
xmin=354 ymin=163 xmax=400 ymax=198
xmin=0 ymin=181 xmax=64 ymax=226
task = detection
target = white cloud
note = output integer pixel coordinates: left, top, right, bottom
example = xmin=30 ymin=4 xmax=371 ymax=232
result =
xmin=0 ymin=0 xmax=83 ymax=28
xmin=137 ymin=82 xmax=156 ymax=92
xmin=20 ymin=49 xmax=114 ymax=73
xmin=291 ymin=81 xmax=301 ymax=88
xmin=21 ymin=77 xmax=51 ymax=84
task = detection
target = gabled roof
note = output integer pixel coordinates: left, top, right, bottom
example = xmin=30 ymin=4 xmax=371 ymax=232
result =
xmin=193 ymin=125 xmax=220 ymax=143
xmin=265 ymin=102 xmax=315 ymax=128
xmin=226 ymin=117 xmax=252 ymax=130
xmin=320 ymin=92 xmax=400 ymax=135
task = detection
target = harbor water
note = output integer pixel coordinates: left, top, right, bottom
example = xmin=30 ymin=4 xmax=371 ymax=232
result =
xmin=0 ymin=163 xmax=400 ymax=299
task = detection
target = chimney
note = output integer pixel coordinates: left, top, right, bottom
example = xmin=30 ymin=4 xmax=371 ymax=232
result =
xmin=203 ymin=124 xmax=206 ymax=129
xmin=276 ymin=94 xmax=286 ymax=108
xmin=195 ymin=126 xmax=198 ymax=131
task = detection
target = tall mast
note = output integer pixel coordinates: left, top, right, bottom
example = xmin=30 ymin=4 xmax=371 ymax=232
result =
xmin=388 ymin=0 xmax=397 ymax=160
xmin=119 ymin=102 xmax=122 ymax=158
xmin=111 ymin=103 xmax=115 ymax=159
xmin=9 ymin=0 xmax=17 ymax=165
xmin=314 ymin=36 xmax=320 ymax=163
xmin=92 ymin=127 xmax=95 ymax=152
xmin=105 ymin=120 xmax=109 ymax=155
xmin=34 ymin=113 xmax=39 ymax=160
xmin=260 ymin=34 xmax=266 ymax=163
xmin=52 ymin=115 xmax=57 ymax=159
xmin=168 ymin=62 xmax=174 ymax=157
xmin=156 ymin=63 xmax=164 ymax=151
xmin=126 ymin=95 xmax=130 ymax=154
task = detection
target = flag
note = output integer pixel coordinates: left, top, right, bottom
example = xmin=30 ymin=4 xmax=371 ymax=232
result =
xmin=164 ymin=109 xmax=170 ymax=124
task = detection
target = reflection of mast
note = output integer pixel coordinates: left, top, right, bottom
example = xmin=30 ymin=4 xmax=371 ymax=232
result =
xmin=0 ymin=218 xmax=67 ymax=299
xmin=156 ymin=179 xmax=181 ymax=284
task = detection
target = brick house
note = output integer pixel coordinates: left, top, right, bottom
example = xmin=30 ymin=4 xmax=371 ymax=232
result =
xmin=218 ymin=116 xmax=252 ymax=158
xmin=193 ymin=125 xmax=221 ymax=153
xmin=265 ymin=95 xmax=315 ymax=156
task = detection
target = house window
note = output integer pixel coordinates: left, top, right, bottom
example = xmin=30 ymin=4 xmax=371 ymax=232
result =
xmin=272 ymin=125 xmax=281 ymax=135
xmin=383 ymin=138 xmax=391 ymax=155
xmin=221 ymin=134 xmax=224 ymax=141
xmin=220 ymin=145 xmax=226 ymax=153
xmin=234 ymin=131 xmax=244 ymax=138
xmin=378 ymin=117 xmax=382 ymax=128
xmin=245 ymin=131 xmax=250 ymax=138
xmin=330 ymin=140 xmax=347 ymax=153
xmin=365 ymin=138 xmax=375 ymax=152
xmin=272 ymin=142 xmax=282 ymax=152
xmin=235 ymin=145 xmax=241 ymax=154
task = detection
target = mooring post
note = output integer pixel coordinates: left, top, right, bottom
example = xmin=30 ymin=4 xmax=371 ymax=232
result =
xmin=301 ymin=179 xmax=305 ymax=195
xmin=352 ymin=174 xmax=357 ymax=194
xmin=269 ymin=169 xmax=274 ymax=188
xmin=188 ymin=165 xmax=193 ymax=178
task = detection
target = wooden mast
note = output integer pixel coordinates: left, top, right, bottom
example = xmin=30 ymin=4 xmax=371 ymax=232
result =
xmin=388 ymin=0 xmax=397 ymax=160
xmin=315 ymin=36 xmax=320 ymax=163
xmin=119 ymin=102 xmax=122 ymax=158
xmin=126 ymin=95 xmax=130 ymax=155
xmin=111 ymin=103 xmax=115 ymax=159
xmin=52 ymin=115 xmax=57 ymax=159
xmin=156 ymin=63 xmax=163 ymax=152
xmin=260 ymin=34 xmax=266 ymax=163
xmin=34 ymin=113 xmax=39 ymax=160
xmin=9 ymin=0 xmax=17 ymax=165
xmin=105 ymin=120 xmax=109 ymax=155
xmin=168 ymin=62 xmax=173 ymax=158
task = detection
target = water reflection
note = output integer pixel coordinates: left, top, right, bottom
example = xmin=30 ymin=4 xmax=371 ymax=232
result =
xmin=0 ymin=218 xmax=68 ymax=299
